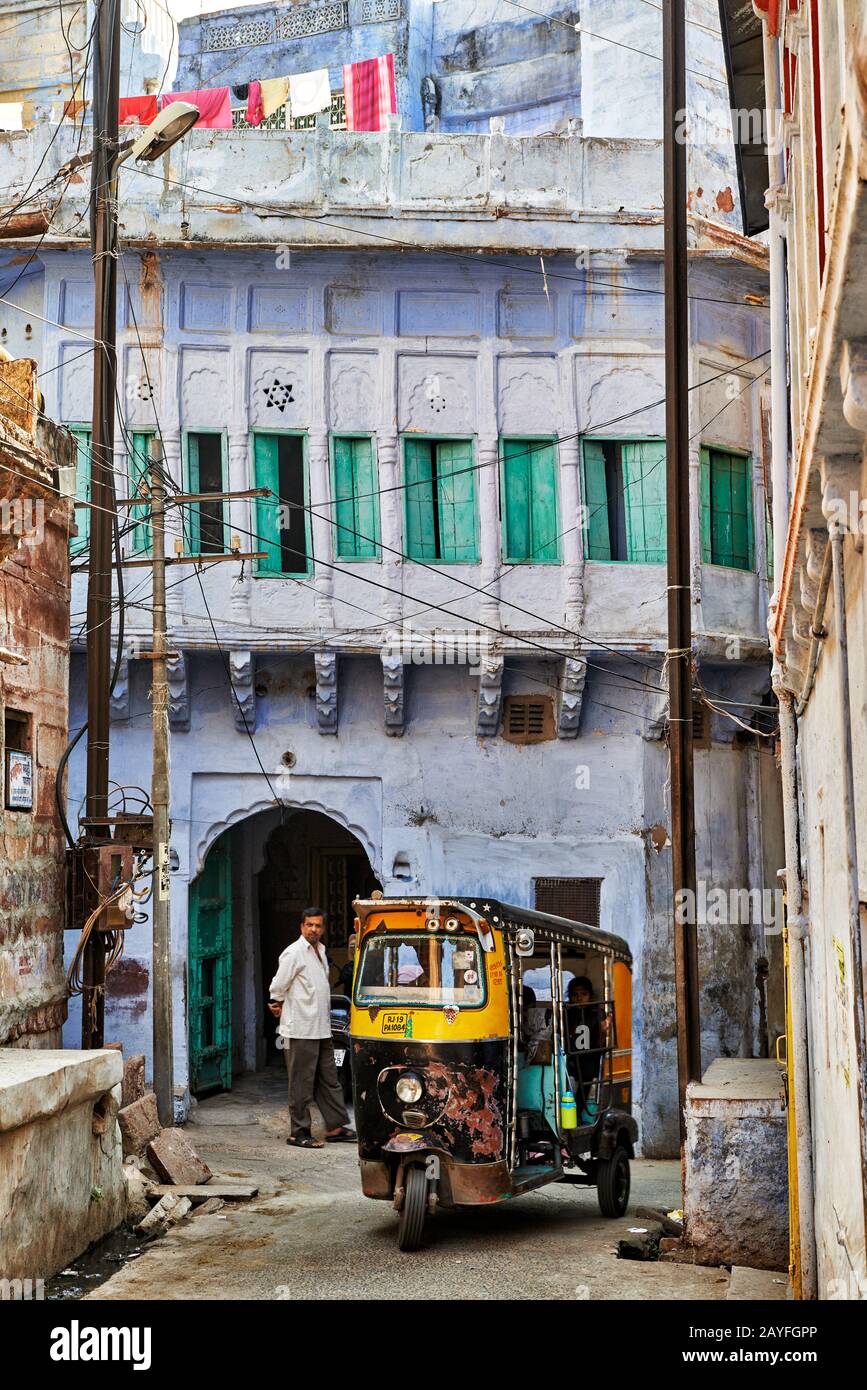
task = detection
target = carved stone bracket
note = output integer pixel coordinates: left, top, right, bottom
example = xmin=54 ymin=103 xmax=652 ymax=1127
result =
xmin=167 ymin=650 xmax=189 ymax=731
xmin=477 ymin=651 xmax=504 ymax=737
xmin=381 ymin=648 xmax=405 ymax=736
xmin=557 ymin=656 xmax=587 ymax=738
xmin=230 ymin=562 xmax=252 ymax=625
xmin=840 ymin=340 xmax=867 ymax=433
xmin=314 ymin=650 xmax=338 ymax=734
xmin=110 ymin=650 xmax=129 ymax=722
xmin=229 ymin=649 xmax=256 ymax=733
xmin=314 ymin=572 xmax=335 ymax=627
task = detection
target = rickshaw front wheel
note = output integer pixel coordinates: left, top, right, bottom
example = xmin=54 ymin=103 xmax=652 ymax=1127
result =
xmin=397 ymin=1166 xmax=428 ymax=1251
xmin=596 ymin=1145 xmax=630 ymax=1218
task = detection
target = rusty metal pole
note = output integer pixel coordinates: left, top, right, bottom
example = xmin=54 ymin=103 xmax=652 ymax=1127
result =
xmin=663 ymin=0 xmax=702 ymax=1141
xmin=150 ymin=448 xmax=174 ymax=1124
xmin=81 ymin=0 xmax=120 ymax=1048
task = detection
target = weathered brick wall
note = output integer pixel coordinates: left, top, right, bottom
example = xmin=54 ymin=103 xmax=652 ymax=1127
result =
xmin=0 ymin=497 xmax=72 ymax=1046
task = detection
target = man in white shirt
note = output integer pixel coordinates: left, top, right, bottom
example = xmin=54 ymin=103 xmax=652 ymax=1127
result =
xmin=268 ymin=907 xmax=356 ymax=1149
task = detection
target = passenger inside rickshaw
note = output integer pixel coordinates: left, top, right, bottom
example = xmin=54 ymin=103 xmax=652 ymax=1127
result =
xmin=518 ymin=958 xmax=613 ymax=1128
xmin=564 ymin=974 xmax=612 ymax=1122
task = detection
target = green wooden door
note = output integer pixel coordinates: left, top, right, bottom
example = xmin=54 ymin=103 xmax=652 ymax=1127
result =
xmin=188 ymin=837 xmax=232 ymax=1095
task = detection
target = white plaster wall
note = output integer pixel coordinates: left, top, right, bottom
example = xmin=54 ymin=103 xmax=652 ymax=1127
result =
xmin=797 ymin=560 xmax=867 ymax=1297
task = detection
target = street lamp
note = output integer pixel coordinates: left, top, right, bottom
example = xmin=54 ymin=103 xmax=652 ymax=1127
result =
xmin=125 ymin=103 xmax=200 ymax=165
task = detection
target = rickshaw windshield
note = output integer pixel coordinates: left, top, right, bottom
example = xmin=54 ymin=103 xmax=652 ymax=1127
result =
xmin=354 ymin=932 xmax=486 ymax=1008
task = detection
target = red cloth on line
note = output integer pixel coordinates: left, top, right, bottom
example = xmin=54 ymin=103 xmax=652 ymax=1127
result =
xmin=246 ymin=80 xmax=264 ymax=127
xmin=160 ymin=87 xmax=232 ymax=130
xmin=342 ymin=54 xmax=396 ymax=132
xmin=119 ymin=95 xmax=158 ymax=126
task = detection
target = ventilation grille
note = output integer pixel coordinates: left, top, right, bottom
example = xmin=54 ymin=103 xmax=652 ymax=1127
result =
xmin=503 ymin=695 xmax=554 ymax=743
xmin=534 ymin=877 xmax=602 ymax=927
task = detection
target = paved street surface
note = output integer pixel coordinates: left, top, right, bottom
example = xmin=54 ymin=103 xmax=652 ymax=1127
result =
xmin=89 ymin=1067 xmax=728 ymax=1301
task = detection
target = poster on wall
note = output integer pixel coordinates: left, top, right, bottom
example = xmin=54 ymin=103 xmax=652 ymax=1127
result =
xmin=6 ymin=748 xmax=33 ymax=810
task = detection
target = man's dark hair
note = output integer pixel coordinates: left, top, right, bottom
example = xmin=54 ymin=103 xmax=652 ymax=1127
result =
xmin=301 ymin=906 xmax=326 ymax=923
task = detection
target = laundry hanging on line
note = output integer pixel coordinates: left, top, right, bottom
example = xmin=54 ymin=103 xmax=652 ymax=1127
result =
xmin=161 ymin=87 xmax=233 ymax=130
xmin=288 ymin=68 xmax=331 ymax=118
xmin=343 ymin=54 xmax=396 ymax=132
xmin=0 ymin=101 xmax=24 ymax=131
xmin=119 ymin=95 xmax=158 ymax=126
xmin=245 ymin=81 xmax=264 ymax=127
xmin=119 ymin=53 xmax=395 ymax=134
xmin=258 ymin=77 xmax=290 ymax=121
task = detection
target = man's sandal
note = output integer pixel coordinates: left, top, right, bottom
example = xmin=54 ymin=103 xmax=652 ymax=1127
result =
xmin=325 ymin=1126 xmax=357 ymax=1142
xmin=287 ymin=1135 xmax=324 ymax=1148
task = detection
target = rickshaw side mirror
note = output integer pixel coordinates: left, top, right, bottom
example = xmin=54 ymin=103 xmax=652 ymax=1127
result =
xmin=516 ymin=928 xmax=535 ymax=957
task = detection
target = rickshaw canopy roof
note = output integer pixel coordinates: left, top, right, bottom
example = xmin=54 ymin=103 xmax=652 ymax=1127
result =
xmin=465 ymin=899 xmax=632 ymax=966
xmin=353 ymin=897 xmax=631 ymax=966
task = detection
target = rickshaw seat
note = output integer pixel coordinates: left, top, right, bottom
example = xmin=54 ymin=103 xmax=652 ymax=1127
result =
xmin=516 ymin=1063 xmax=558 ymax=1134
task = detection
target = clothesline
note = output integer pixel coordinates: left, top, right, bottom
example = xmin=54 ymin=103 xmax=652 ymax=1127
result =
xmin=119 ymin=54 xmax=396 ymax=134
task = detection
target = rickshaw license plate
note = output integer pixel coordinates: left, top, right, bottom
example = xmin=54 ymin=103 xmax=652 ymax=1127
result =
xmin=333 ymin=1048 xmax=346 ymax=1067
xmin=381 ymin=1012 xmax=410 ymax=1036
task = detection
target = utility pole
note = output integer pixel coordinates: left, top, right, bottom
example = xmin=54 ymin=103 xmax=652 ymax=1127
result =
xmin=663 ymin=0 xmax=702 ymax=1139
xmin=82 ymin=0 xmax=121 ymax=1048
xmin=150 ymin=447 xmax=173 ymax=1125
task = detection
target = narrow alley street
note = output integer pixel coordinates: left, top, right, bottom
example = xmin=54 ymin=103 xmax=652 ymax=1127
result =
xmin=86 ymin=1070 xmax=729 ymax=1302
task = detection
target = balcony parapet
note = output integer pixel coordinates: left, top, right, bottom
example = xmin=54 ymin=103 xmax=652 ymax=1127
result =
xmin=1 ymin=124 xmax=668 ymax=254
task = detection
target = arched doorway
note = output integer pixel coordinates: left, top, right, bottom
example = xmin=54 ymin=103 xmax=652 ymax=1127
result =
xmin=188 ymin=807 xmax=380 ymax=1097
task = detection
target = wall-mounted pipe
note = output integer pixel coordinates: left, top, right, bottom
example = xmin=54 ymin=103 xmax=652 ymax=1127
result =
xmin=762 ymin=22 xmax=790 ymax=605
xmin=775 ymin=687 xmax=817 ymax=1298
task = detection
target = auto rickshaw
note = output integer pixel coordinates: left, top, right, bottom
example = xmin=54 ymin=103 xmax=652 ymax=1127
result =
xmin=349 ymin=894 xmax=637 ymax=1250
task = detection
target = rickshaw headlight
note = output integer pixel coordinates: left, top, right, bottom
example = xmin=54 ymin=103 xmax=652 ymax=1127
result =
xmin=395 ymin=1073 xmax=424 ymax=1103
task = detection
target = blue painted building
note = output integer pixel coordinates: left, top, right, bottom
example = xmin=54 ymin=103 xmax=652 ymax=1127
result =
xmin=0 ymin=0 xmax=783 ymax=1155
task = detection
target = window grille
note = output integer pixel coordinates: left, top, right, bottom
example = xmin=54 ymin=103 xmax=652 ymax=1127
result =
xmin=274 ymin=1 xmax=348 ymax=39
xmin=204 ymin=20 xmax=273 ymax=50
xmin=534 ymin=877 xmax=602 ymax=927
xmin=359 ymin=0 xmax=402 ymax=21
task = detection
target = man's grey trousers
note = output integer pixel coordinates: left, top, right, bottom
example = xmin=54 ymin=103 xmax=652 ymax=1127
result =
xmin=283 ymin=1038 xmax=349 ymax=1137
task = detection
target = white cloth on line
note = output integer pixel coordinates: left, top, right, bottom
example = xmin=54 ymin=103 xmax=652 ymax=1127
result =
xmin=0 ymin=102 xmax=24 ymax=130
xmin=288 ymin=68 xmax=331 ymax=118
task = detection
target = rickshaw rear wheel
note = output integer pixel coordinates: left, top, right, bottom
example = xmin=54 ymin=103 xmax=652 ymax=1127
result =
xmin=397 ymin=1166 xmax=428 ymax=1251
xmin=596 ymin=1144 xmax=630 ymax=1217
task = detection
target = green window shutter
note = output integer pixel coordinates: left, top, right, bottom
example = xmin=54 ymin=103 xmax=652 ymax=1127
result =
xmin=529 ymin=440 xmax=559 ymax=561
xmin=581 ymin=439 xmax=611 ymax=561
xmin=700 ymin=447 xmax=712 ymax=563
xmin=765 ymin=500 xmax=774 ymax=582
xmin=129 ymin=432 xmax=152 ymax=555
xmin=622 ymin=440 xmax=667 ymax=563
xmin=502 ymin=438 xmax=531 ymax=561
xmin=710 ymin=449 xmax=734 ymax=566
xmin=435 ymin=440 xmax=477 ymax=562
xmin=186 ymin=432 xmax=201 ymax=555
xmin=404 ymin=438 xmax=437 ymax=560
xmin=334 ymin=437 xmax=378 ymax=559
xmin=70 ymin=428 xmax=91 ymax=558
xmin=252 ymin=433 xmax=283 ymax=574
xmin=503 ymin=439 xmax=559 ymax=563
xmin=705 ymin=449 xmax=754 ymax=571
xmin=730 ymin=453 xmax=753 ymax=571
